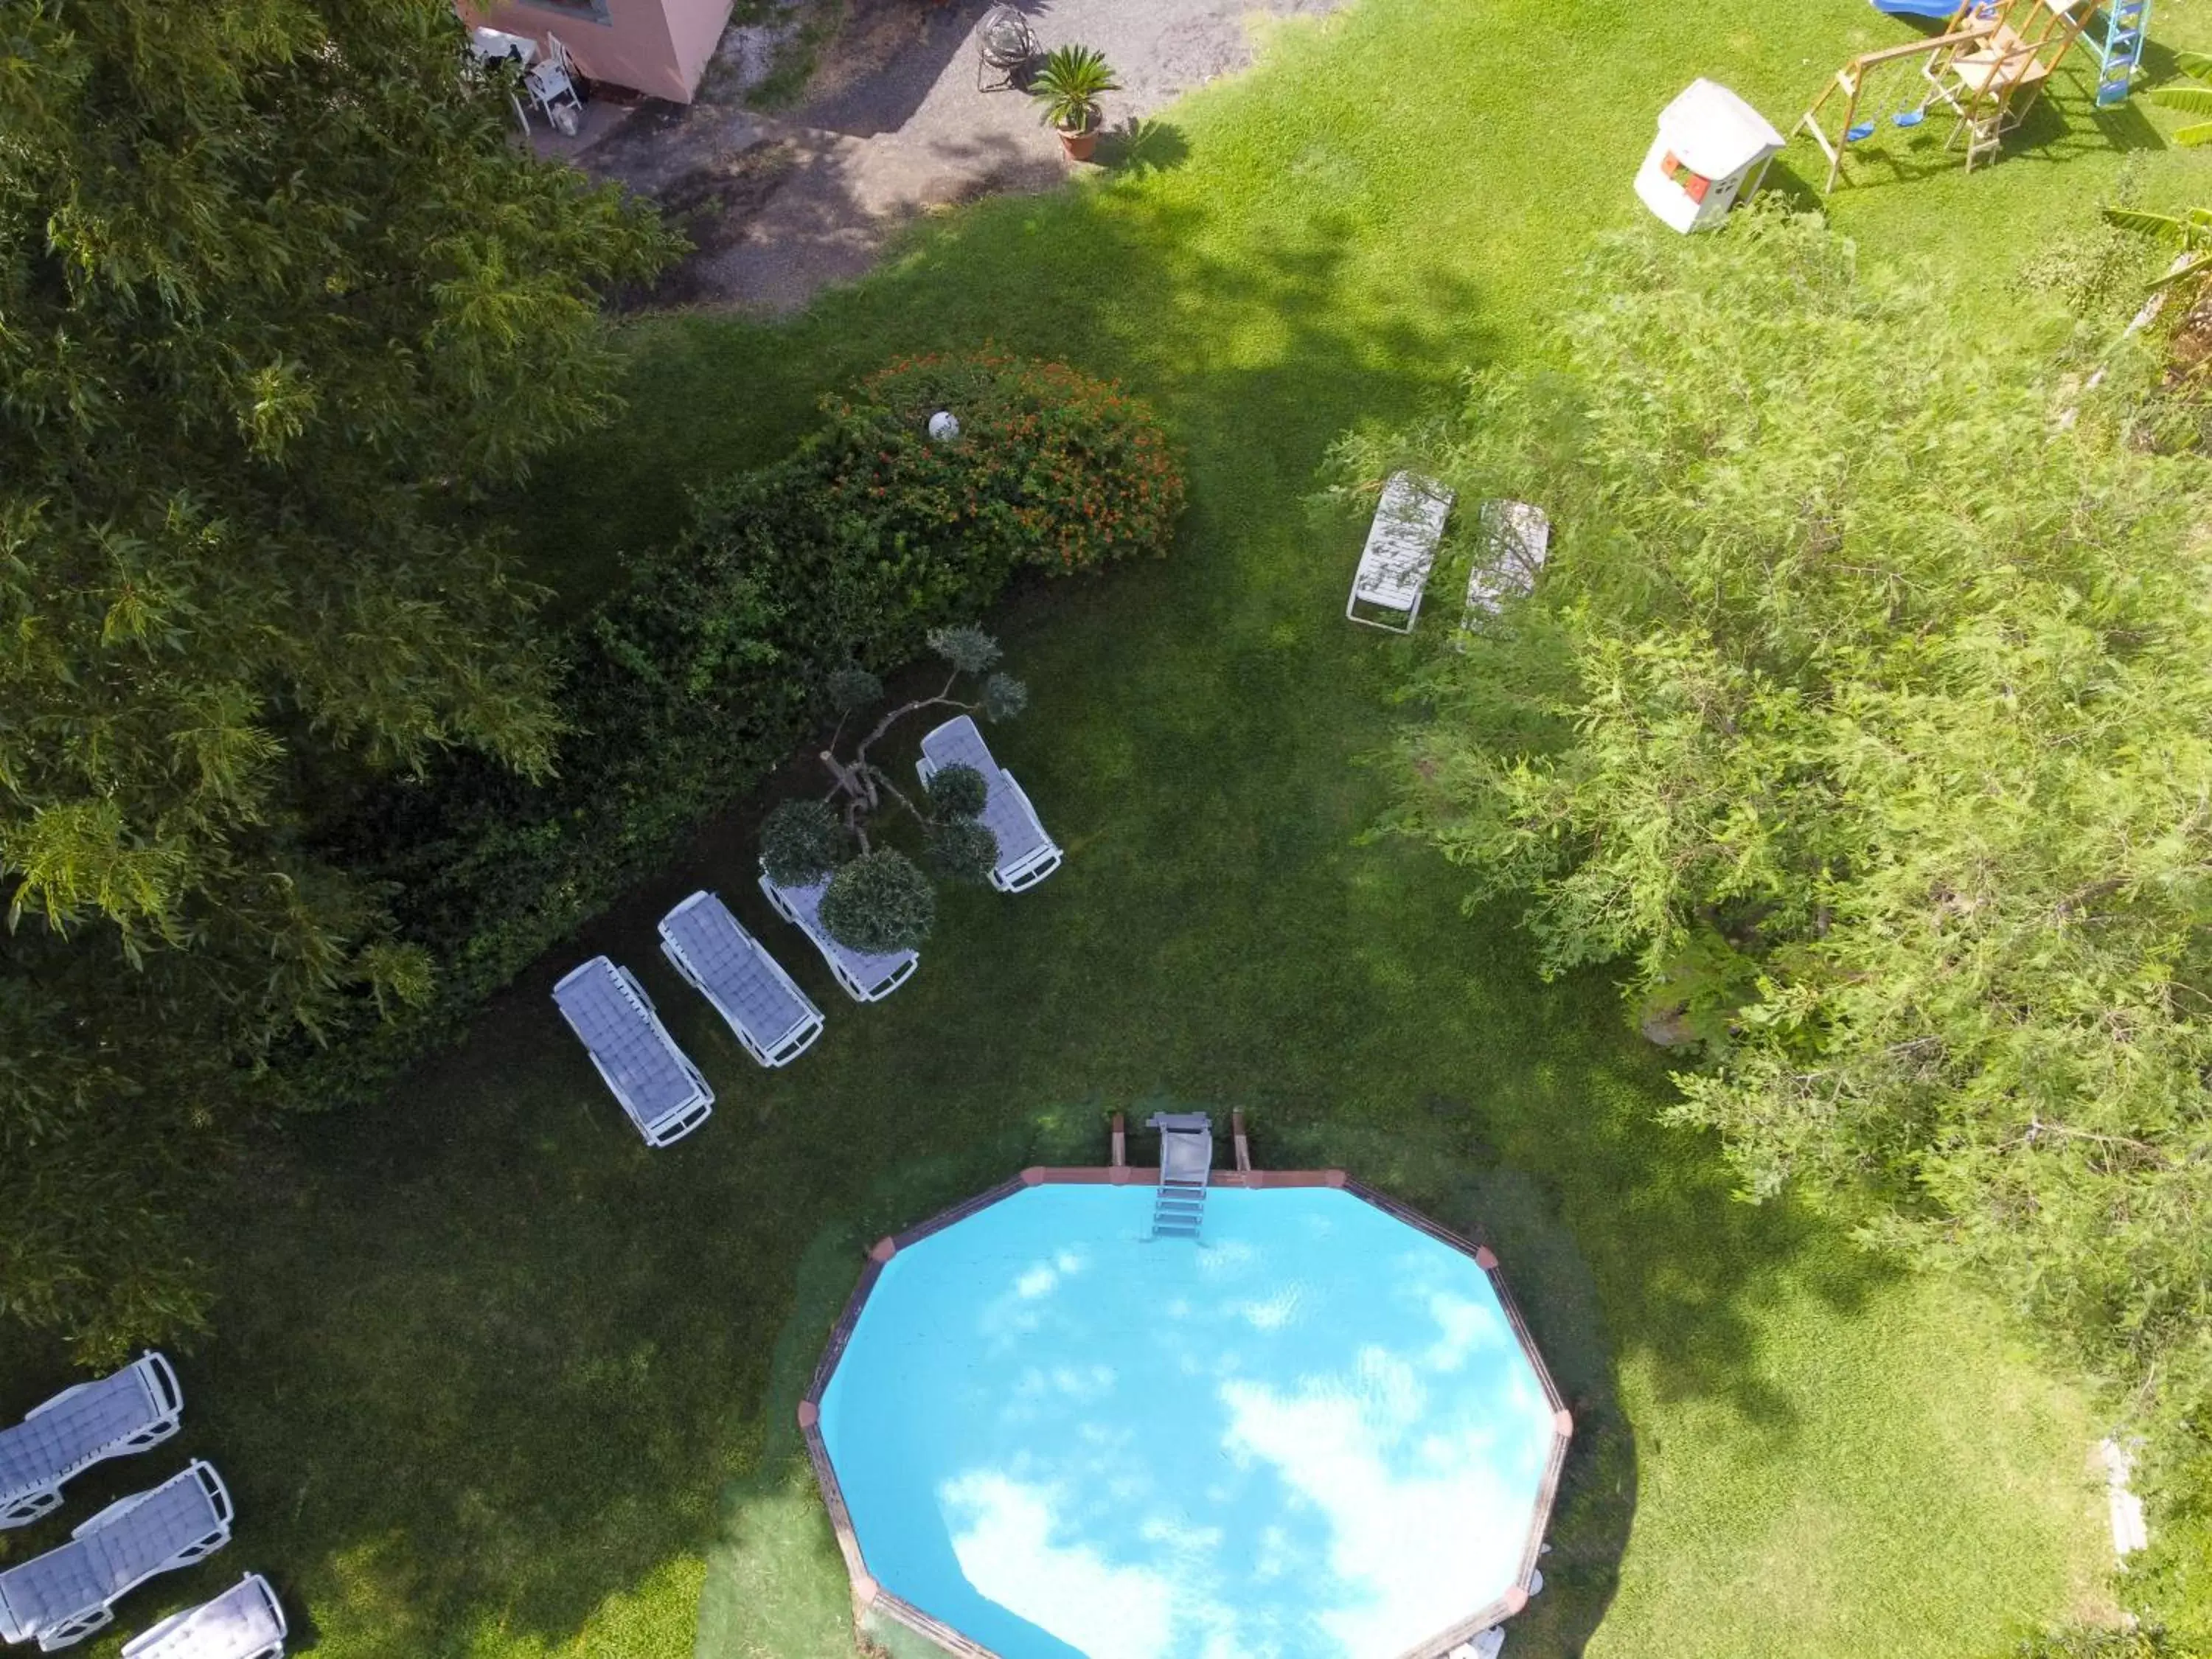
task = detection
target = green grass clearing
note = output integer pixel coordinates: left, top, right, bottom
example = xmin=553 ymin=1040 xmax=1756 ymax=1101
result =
xmin=7 ymin=0 xmax=2208 ymax=1653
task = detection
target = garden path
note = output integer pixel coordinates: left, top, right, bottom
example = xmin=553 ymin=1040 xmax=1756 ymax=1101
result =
xmin=581 ymin=0 xmax=1346 ymax=312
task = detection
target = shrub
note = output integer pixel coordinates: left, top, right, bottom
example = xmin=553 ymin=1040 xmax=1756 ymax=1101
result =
xmin=813 ymin=350 xmax=1185 ymax=576
xmin=928 ymin=818 xmax=1001 ymax=886
xmin=761 ymin=800 xmax=847 ymax=888
xmin=926 ymin=763 xmax=990 ymax=819
xmin=296 ymin=352 xmax=1178 ymax=1113
xmin=820 ymin=851 xmax=936 ymax=953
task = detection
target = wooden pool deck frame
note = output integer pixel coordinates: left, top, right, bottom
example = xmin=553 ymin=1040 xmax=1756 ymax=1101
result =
xmin=795 ymin=1111 xmax=1574 ymax=1659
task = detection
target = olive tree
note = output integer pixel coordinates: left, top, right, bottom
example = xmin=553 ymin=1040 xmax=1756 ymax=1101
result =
xmin=759 ymin=627 xmax=1028 ymax=953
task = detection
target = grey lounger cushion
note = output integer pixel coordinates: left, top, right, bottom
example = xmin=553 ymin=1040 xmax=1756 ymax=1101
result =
xmin=917 ymin=715 xmax=1062 ymax=892
xmin=120 ymin=1573 xmax=285 ymax=1659
xmin=658 ymin=891 xmax=824 ymax=1068
xmin=1 ymin=1354 xmax=181 ymax=1529
xmin=552 ymin=957 xmax=714 ymax=1146
xmin=0 ymin=1461 xmax=232 ymax=1651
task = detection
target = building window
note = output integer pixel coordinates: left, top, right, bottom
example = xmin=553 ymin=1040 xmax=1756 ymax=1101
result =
xmin=519 ymin=0 xmax=611 ymax=23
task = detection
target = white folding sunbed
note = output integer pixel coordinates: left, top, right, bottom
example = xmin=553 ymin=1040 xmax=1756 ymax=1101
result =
xmin=915 ymin=715 xmax=1063 ymax=894
xmin=1346 ymin=470 xmax=1455 ymax=633
xmin=757 ymin=869 xmax=917 ymax=1004
xmin=119 ymin=1573 xmax=286 ymax=1659
xmin=0 ymin=1461 xmax=233 ymax=1651
xmin=552 ymin=956 xmax=714 ymax=1147
xmin=658 ymin=891 xmax=824 ymax=1068
xmin=1459 ymin=500 xmax=1551 ymax=644
xmin=1 ymin=1353 xmax=182 ymax=1530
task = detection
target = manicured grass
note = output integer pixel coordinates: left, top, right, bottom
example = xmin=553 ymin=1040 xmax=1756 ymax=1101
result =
xmin=7 ymin=0 xmax=2204 ymax=1655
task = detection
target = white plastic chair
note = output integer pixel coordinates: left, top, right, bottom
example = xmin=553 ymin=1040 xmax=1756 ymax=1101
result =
xmin=119 ymin=1573 xmax=286 ymax=1659
xmin=1457 ymin=500 xmax=1551 ymax=647
xmin=552 ymin=957 xmax=715 ymax=1146
xmin=1346 ymin=471 xmax=1455 ymax=633
xmin=658 ymin=891 xmax=825 ymax=1068
xmin=0 ymin=1353 xmax=182 ymax=1529
xmin=526 ymin=35 xmax=584 ymax=133
xmin=915 ymin=715 xmax=1063 ymax=893
xmin=0 ymin=1462 xmax=233 ymax=1651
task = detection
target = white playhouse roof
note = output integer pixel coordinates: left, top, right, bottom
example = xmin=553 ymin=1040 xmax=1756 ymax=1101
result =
xmin=1656 ymin=79 xmax=1786 ymax=176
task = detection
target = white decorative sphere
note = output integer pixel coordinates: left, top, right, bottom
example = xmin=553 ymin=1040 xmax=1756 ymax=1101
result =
xmin=928 ymin=410 xmax=961 ymax=442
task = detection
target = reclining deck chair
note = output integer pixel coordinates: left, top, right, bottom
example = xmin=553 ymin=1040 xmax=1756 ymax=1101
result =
xmin=1 ymin=1354 xmax=183 ymax=1530
xmin=552 ymin=956 xmax=714 ymax=1147
xmin=756 ymin=869 xmax=917 ymax=1004
xmin=658 ymin=891 xmax=825 ymax=1068
xmin=916 ymin=715 xmax=1064 ymax=893
xmin=0 ymin=1461 xmax=233 ymax=1651
xmin=119 ymin=1573 xmax=286 ymax=1659
xmin=1346 ymin=471 xmax=1455 ymax=633
xmin=1458 ymin=500 xmax=1551 ymax=646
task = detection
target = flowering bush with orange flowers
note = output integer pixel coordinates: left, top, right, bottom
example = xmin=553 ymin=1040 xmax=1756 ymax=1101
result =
xmin=814 ymin=350 xmax=1186 ymax=577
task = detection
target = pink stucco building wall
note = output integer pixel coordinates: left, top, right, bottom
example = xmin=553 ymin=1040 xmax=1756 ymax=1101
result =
xmin=462 ymin=0 xmax=732 ymax=103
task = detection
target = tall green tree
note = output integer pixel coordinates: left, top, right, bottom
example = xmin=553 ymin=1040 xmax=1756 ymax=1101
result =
xmin=1338 ymin=206 xmax=2212 ymax=1635
xmin=0 ymin=0 xmax=674 ymax=1355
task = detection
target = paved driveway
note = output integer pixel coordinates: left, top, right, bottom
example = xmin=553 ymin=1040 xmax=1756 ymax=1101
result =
xmin=585 ymin=0 xmax=1346 ymax=312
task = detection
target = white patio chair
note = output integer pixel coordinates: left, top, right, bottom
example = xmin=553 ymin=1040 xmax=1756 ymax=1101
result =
xmin=1458 ymin=500 xmax=1551 ymax=645
xmin=119 ymin=1574 xmax=285 ymax=1659
xmin=552 ymin=956 xmax=714 ymax=1147
xmin=658 ymin=891 xmax=825 ymax=1068
xmin=1346 ymin=470 xmax=1455 ymax=633
xmin=525 ymin=35 xmax=584 ymax=133
xmin=756 ymin=869 xmax=918 ymax=1004
xmin=0 ymin=1461 xmax=233 ymax=1652
xmin=915 ymin=715 xmax=1064 ymax=894
xmin=1448 ymin=1632 xmax=1505 ymax=1659
xmin=1 ymin=1353 xmax=182 ymax=1530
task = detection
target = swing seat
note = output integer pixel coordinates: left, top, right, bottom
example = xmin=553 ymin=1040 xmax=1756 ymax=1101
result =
xmin=1846 ymin=119 xmax=1877 ymax=139
xmin=1893 ymin=108 xmax=1927 ymax=126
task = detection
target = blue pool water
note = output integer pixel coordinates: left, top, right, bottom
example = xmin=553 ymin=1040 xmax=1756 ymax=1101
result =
xmin=818 ymin=1185 xmax=1556 ymax=1659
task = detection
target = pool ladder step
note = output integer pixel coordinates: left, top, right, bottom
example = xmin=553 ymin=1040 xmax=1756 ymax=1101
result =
xmin=1152 ymin=1181 xmax=1208 ymax=1238
xmin=1147 ymin=1110 xmax=1215 ymax=1241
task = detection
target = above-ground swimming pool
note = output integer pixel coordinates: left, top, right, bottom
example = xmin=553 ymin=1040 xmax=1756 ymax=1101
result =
xmin=803 ymin=1175 xmax=1569 ymax=1659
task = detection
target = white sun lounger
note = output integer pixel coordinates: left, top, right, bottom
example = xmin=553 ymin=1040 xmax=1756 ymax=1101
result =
xmin=0 ymin=1461 xmax=233 ymax=1652
xmin=552 ymin=956 xmax=714 ymax=1147
xmin=1 ymin=1353 xmax=183 ymax=1530
xmin=1346 ymin=471 xmax=1455 ymax=633
xmin=120 ymin=1573 xmax=285 ymax=1659
xmin=757 ymin=869 xmax=917 ymax=1004
xmin=658 ymin=891 xmax=825 ymax=1068
xmin=1459 ymin=500 xmax=1551 ymax=642
xmin=915 ymin=715 xmax=1064 ymax=894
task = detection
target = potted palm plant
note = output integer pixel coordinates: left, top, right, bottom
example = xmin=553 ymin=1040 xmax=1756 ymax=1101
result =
xmin=1029 ymin=45 xmax=1119 ymax=162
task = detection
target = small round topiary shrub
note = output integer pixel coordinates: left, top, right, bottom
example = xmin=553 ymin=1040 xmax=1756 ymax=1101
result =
xmin=928 ymin=817 xmax=1001 ymax=886
xmin=926 ymin=762 xmax=990 ymax=820
xmin=815 ymin=349 xmax=1186 ymax=577
xmin=819 ymin=849 xmax=936 ymax=953
xmin=760 ymin=799 xmax=847 ymax=888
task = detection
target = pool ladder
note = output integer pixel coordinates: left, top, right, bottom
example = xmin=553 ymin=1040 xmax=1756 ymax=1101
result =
xmin=1147 ymin=1112 xmax=1214 ymax=1240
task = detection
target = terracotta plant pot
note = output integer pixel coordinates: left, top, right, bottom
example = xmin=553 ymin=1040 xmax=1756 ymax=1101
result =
xmin=1058 ymin=126 xmax=1098 ymax=162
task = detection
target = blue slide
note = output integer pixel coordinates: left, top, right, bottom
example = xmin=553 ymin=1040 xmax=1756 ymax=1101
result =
xmin=1870 ymin=0 xmax=1958 ymax=15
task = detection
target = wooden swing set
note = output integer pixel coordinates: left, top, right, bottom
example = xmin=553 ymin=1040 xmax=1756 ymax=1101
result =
xmin=1798 ymin=0 xmax=2093 ymax=188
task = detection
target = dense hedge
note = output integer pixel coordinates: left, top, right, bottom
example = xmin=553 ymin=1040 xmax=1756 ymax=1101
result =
xmin=292 ymin=352 xmax=1181 ymax=1099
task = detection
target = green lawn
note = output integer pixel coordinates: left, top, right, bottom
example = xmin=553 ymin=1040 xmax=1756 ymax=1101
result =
xmin=9 ymin=0 xmax=2209 ymax=1654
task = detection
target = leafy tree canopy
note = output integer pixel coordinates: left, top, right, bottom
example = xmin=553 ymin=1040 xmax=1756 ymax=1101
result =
xmin=1341 ymin=206 xmax=2212 ymax=1632
xmin=0 ymin=0 xmax=674 ymax=1356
